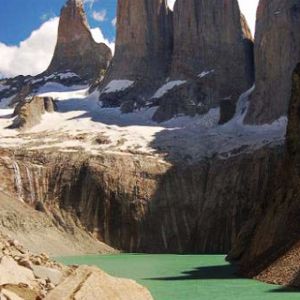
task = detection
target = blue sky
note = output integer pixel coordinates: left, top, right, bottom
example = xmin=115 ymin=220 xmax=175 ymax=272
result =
xmin=0 ymin=0 xmax=259 ymax=78
xmin=0 ymin=0 xmax=117 ymax=46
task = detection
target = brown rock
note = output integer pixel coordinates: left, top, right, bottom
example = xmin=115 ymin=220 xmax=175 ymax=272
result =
xmin=45 ymin=265 xmax=153 ymax=300
xmin=10 ymin=96 xmax=56 ymax=130
xmin=153 ymin=0 xmax=254 ymax=122
xmin=99 ymin=0 xmax=173 ymax=105
xmin=229 ymin=63 xmax=300 ymax=287
xmin=245 ymin=0 xmax=300 ymax=124
xmin=46 ymin=0 xmax=112 ymax=81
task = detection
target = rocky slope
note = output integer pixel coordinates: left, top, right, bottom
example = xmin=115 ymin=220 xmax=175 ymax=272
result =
xmin=0 ymin=230 xmax=153 ymax=300
xmin=46 ymin=0 xmax=112 ymax=81
xmin=153 ymin=0 xmax=254 ymax=122
xmin=245 ymin=0 xmax=300 ymax=124
xmin=0 ymin=188 xmax=116 ymax=257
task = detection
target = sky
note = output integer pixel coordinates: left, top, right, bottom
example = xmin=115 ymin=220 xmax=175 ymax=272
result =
xmin=0 ymin=0 xmax=259 ymax=78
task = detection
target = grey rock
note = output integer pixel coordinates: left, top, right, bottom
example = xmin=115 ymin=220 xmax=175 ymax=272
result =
xmin=245 ymin=0 xmax=300 ymax=124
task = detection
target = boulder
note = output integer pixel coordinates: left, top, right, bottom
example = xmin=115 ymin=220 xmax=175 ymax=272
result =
xmin=45 ymin=265 xmax=153 ymax=300
xmin=32 ymin=266 xmax=63 ymax=286
xmin=10 ymin=96 xmax=56 ymax=130
xmin=0 ymin=256 xmax=35 ymax=287
xmin=245 ymin=0 xmax=300 ymax=124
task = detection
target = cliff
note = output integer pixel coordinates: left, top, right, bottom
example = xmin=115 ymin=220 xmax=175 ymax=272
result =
xmin=46 ymin=0 xmax=112 ymax=81
xmin=245 ymin=0 xmax=300 ymax=124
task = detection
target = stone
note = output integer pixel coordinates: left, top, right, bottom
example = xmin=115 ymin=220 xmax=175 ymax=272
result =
xmin=32 ymin=266 xmax=63 ymax=286
xmin=0 ymin=256 xmax=35 ymax=286
xmin=46 ymin=0 xmax=112 ymax=81
xmin=245 ymin=0 xmax=300 ymax=124
xmin=45 ymin=266 xmax=153 ymax=300
xmin=0 ymin=289 xmax=24 ymax=300
xmin=10 ymin=96 xmax=56 ymax=130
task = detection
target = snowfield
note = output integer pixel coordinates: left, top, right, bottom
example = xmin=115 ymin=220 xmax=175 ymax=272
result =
xmin=152 ymin=80 xmax=186 ymax=99
xmin=0 ymin=83 xmax=287 ymax=163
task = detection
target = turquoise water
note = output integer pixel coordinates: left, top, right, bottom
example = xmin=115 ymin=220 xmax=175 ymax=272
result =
xmin=57 ymin=254 xmax=299 ymax=300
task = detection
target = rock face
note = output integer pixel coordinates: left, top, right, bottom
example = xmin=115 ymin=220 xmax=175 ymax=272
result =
xmin=229 ymin=63 xmax=300 ymax=287
xmin=101 ymin=0 xmax=254 ymax=121
xmin=245 ymin=0 xmax=300 ymax=124
xmin=0 ymin=145 xmax=283 ymax=254
xmin=46 ymin=0 xmax=112 ymax=81
xmin=153 ymin=0 xmax=254 ymax=122
xmin=10 ymin=96 xmax=56 ymax=130
xmin=99 ymin=0 xmax=173 ymax=108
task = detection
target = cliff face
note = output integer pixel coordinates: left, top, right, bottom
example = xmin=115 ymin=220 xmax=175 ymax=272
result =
xmin=46 ymin=0 xmax=112 ymax=81
xmin=245 ymin=0 xmax=300 ymax=124
xmin=228 ymin=64 xmax=300 ymax=287
xmin=153 ymin=0 xmax=255 ymax=122
xmin=171 ymin=0 xmax=253 ymax=84
xmin=0 ymin=145 xmax=282 ymax=254
xmin=112 ymin=0 xmax=172 ymax=80
xmin=99 ymin=0 xmax=173 ymax=108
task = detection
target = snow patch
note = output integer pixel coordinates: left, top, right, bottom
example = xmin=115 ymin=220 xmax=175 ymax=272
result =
xmin=0 ymin=95 xmax=15 ymax=109
xmin=198 ymin=70 xmax=215 ymax=78
xmin=31 ymin=72 xmax=80 ymax=84
xmin=0 ymin=84 xmax=287 ymax=163
xmin=101 ymin=80 xmax=134 ymax=94
xmin=0 ymin=84 xmax=9 ymax=92
xmin=37 ymin=82 xmax=88 ymax=98
xmin=152 ymin=80 xmax=186 ymax=99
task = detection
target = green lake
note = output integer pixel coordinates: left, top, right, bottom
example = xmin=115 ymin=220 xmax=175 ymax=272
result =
xmin=57 ymin=254 xmax=299 ymax=300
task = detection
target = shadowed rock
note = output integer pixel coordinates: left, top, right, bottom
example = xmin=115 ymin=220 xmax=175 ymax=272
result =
xmin=229 ymin=63 xmax=300 ymax=287
xmin=245 ymin=0 xmax=300 ymax=124
xmin=152 ymin=0 xmax=254 ymax=122
xmin=98 ymin=0 xmax=173 ymax=108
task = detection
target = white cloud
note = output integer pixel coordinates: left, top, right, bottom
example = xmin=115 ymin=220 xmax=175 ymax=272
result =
xmin=0 ymin=17 xmax=114 ymax=78
xmin=0 ymin=18 xmax=59 ymax=78
xmin=167 ymin=0 xmax=176 ymax=10
xmin=90 ymin=27 xmax=115 ymax=54
xmin=111 ymin=17 xmax=117 ymax=27
xmin=92 ymin=9 xmax=107 ymax=22
xmin=238 ymin=0 xmax=260 ymax=35
xmin=0 ymin=1 xmax=258 ymax=78
xmin=167 ymin=0 xmax=258 ymax=34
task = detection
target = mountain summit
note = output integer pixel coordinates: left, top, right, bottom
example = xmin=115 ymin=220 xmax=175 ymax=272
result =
xmin=46 ymin=0 xmax=112 ymax=81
